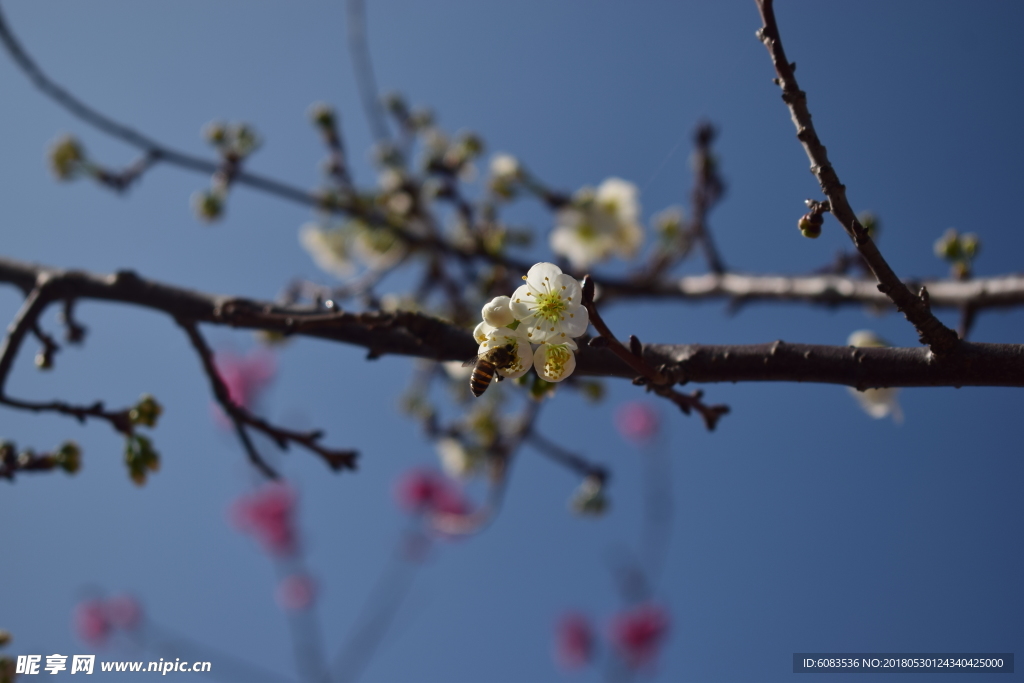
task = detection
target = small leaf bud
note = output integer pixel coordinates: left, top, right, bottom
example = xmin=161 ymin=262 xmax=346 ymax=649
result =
xmin=48 ymin=134 xmax=86 ymax=180
xmin=55 ymin=441 xmax=81 ymax=474
xmin=0 ymin=630 xmax=10 ymax=647
xmin=798 ymin=213 xmax=822 ymax=239
xmin=203 ymin=120 xmax=228 ymax=146
xmin=191 ymin=190 xmax=224 ymax=222
xmin=307 ymin=102 xmax=336 ymax=131
xmin=934 ymin=228 xmax=962 ymax=260
xmin=960 ymin=232 xmax=980 ymax=259
xmin=570 ymin=475 xmax=608 ymax=516
xmin=129 ymin=394 xmax=163 ymax=428
xmin=34 ymin=350 xmax=53 ymax=370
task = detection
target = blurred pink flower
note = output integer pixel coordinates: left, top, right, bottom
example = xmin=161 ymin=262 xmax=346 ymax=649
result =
xmin=212 ymin=349 xmax=276 ymax=422
xmin=104 ymin=594 xmax=142 ymax=630
xmin=394 ymin=469 xmax=467 ymax=516
xmin=73 ymin=595 xmax=143 ymax=646
xmin=230 ymin=482 xmax=298 ymax=556
xmin=554 ymin=612 xmax=594 ymax=670
xmin=74 ymin=599 xmax=110 ymax=647
xmin=615 ymin=402 xmax=660 ymax=444
xmin=276 ymin=573 xmax=317 ymax=611
xmin=609 ymin=603 xmax=670 ymax=668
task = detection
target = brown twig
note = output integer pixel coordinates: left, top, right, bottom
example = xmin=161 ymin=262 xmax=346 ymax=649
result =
xmin=176 ymin=319 xmax=358 ymax=477
xmin=754 ymin=0 xmax=960 ymax=354
xmin=525 ymin=431 xmax=609 ymax=483
xmin=582 ymin=275 xmax=730 ymax=430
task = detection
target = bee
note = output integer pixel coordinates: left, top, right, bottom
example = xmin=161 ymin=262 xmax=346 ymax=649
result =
xmin=465 ymin=343 xmax=517 ymax=397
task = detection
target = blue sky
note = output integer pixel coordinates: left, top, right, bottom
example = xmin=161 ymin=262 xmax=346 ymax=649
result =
xmin=1 ymin=2 xmax=1023 ymax=682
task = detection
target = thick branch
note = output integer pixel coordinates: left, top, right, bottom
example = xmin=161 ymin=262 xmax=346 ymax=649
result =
xmin=754 ymin=0 xmax=960 ymax=353
xmin=0 ymin=256 xmax=1021 ymax=388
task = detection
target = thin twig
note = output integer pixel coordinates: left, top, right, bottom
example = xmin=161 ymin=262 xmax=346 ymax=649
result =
xmin=755 ymin=0 xmax=960 ymax=354
xmin=345 ymin=0 xmax=391 ymax=145
xmin=177 ymin=318 xmax=357 ymax=477
xmin=526 ymin=431 xmax=608 ymax=483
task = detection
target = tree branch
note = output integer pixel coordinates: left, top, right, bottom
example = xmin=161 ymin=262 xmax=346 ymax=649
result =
xmin=0 ymin=256 xmax=1021 ymax=390
xmin=754 ymin=0 xmax=961 ymax=354
xmin=176 ymin=319 xmax=357 ymax=477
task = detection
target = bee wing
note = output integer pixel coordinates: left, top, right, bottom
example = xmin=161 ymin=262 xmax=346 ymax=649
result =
xmin=462 ymin=355 xmax=481 ymax=368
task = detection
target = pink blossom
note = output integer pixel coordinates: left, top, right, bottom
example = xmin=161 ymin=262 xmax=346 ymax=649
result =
xmin=394 ymin=469 xmax=467 ymax=516
xmin=104 ymin=595 xmax=142 ymax=630
xmin=214 ymin=349 xmax=276 ymax=411
xmin=72 ymin=595 xmax=143 ymax=646
xmin=74 ymin=599 xmax=110 ymax=646
xmin=230 ymin=482 xmax=298 ymax=556
xmin=615 ymin=402 xmax=660 ymax=444
xmin=554 ymin=612 xmax=594 ymax=670
xmin=609 ymin=603 xmax=670 ymax=668
xmin=276 ymin=574 xmax=317 ymax=611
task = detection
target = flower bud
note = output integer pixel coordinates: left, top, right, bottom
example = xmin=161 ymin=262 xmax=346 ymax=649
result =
xmin=48 ymin=134 xmax=85 ymax=180
xmin=481 ymin=296 xmax=514 ymax=327
xmin=570 ymin=476 xmax=608 ymax=516
xmin=307 ymin=102 xmax=336 ymax=130
xmin=124 ymin=434 xmax=160 ymax=486
xmin=0 ymin=629 xmax=11 ymax=647
xmin=934 ymin=228 xmax=962 ymax=260
xmin=34 ymin=350 xmax=53 ymax=370
xmin=129 ymin=394 xmax=163 ymax=428
xmin=960 ymin=232 xmax=980 ymax=259
xmin=797 ymin=213 xmax=822 ymax=239
xmin=55 ymin=441 xmax=82 ymax=474
xmin=203 ymin=120 xmax=228 ymax=146
xmin=192 ymin=190 xmax=224 ymax=222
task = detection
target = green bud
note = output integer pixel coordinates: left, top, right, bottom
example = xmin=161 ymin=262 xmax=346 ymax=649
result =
xmin=55 ymin=441 xmax=81 ymax=474
xmin=48 ymin=134 xmax=86 ymax=180
xmin=570 ymin=476 xmax=608 ymax=517
xmin=125 ymin=434 xmax=160 ymax=486
xmin=192 ymin=190 xmax=224 ymax=222
xmin=798 ymin=214 xmax=822 ymax=239
xmin=34 ymin=350 xmax=53 ymax=370
xmin=203 ymin=121 xmax=228 ymax=146
xmin=129 ymin=394 xmax=163 ymax=428
xmin=408 ymin=107 xmax=434 ymax=130
xmin=960 ymin=232 xmax=980 ymax=259
xmin=934 ymin=228 xmax=962 ymax=260
xmin=457 ymin=131 xmax=484 ymax=157
xmin=307 ymin=102 xmax=336 ymax=130
xmin=230 ymin=123 xmax=261 ymax=157
xmin=382 ymin=92 xmax=409 ymax=119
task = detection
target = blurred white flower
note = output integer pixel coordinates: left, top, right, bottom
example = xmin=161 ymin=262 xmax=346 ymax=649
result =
xmin=299 ymin=222 xmax=354 ymax=278
xmin=509 ymin=262 xmax=589 ymax=343
xmin=489 ymin=153 xmax=520 ymax=181
xmin=436 ymin=437 xmax=480 ymax=478
xmin=846 ymin=330 xmax=903 ymax=423
xmin=550 ymin=178 xmax=643 ymax=269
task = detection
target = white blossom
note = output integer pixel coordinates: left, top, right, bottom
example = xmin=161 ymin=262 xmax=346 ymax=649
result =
xmin=846 ymin=330 xmax=903 ymax=423
xmin=299 ymin=222 xmax=353 ymax=278
xmin=478 ymin=324 xmax=533 ymax=380
xmin=436 ymin=437 xmax=480 ymax=478
xmin=489 ymin=153 xmax=520 ymax=181
xmin=533 ymin=339 xmax=578 ymax=383
xmin=509 ymin=262 xmax=589 ymax=343
xmin=481 ymin=296 xmax=514 ymax=328
xmin=550 ymin=177 xmax=643 ymax=269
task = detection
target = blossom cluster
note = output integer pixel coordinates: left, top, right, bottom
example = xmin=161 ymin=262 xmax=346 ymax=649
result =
xmin=554 ymin=603 xmax=670 ymax=671
xmin=474 ymin=262 xmax=589 ymax=386
xmin=230 ymin=482 xmax=299 ymax=556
